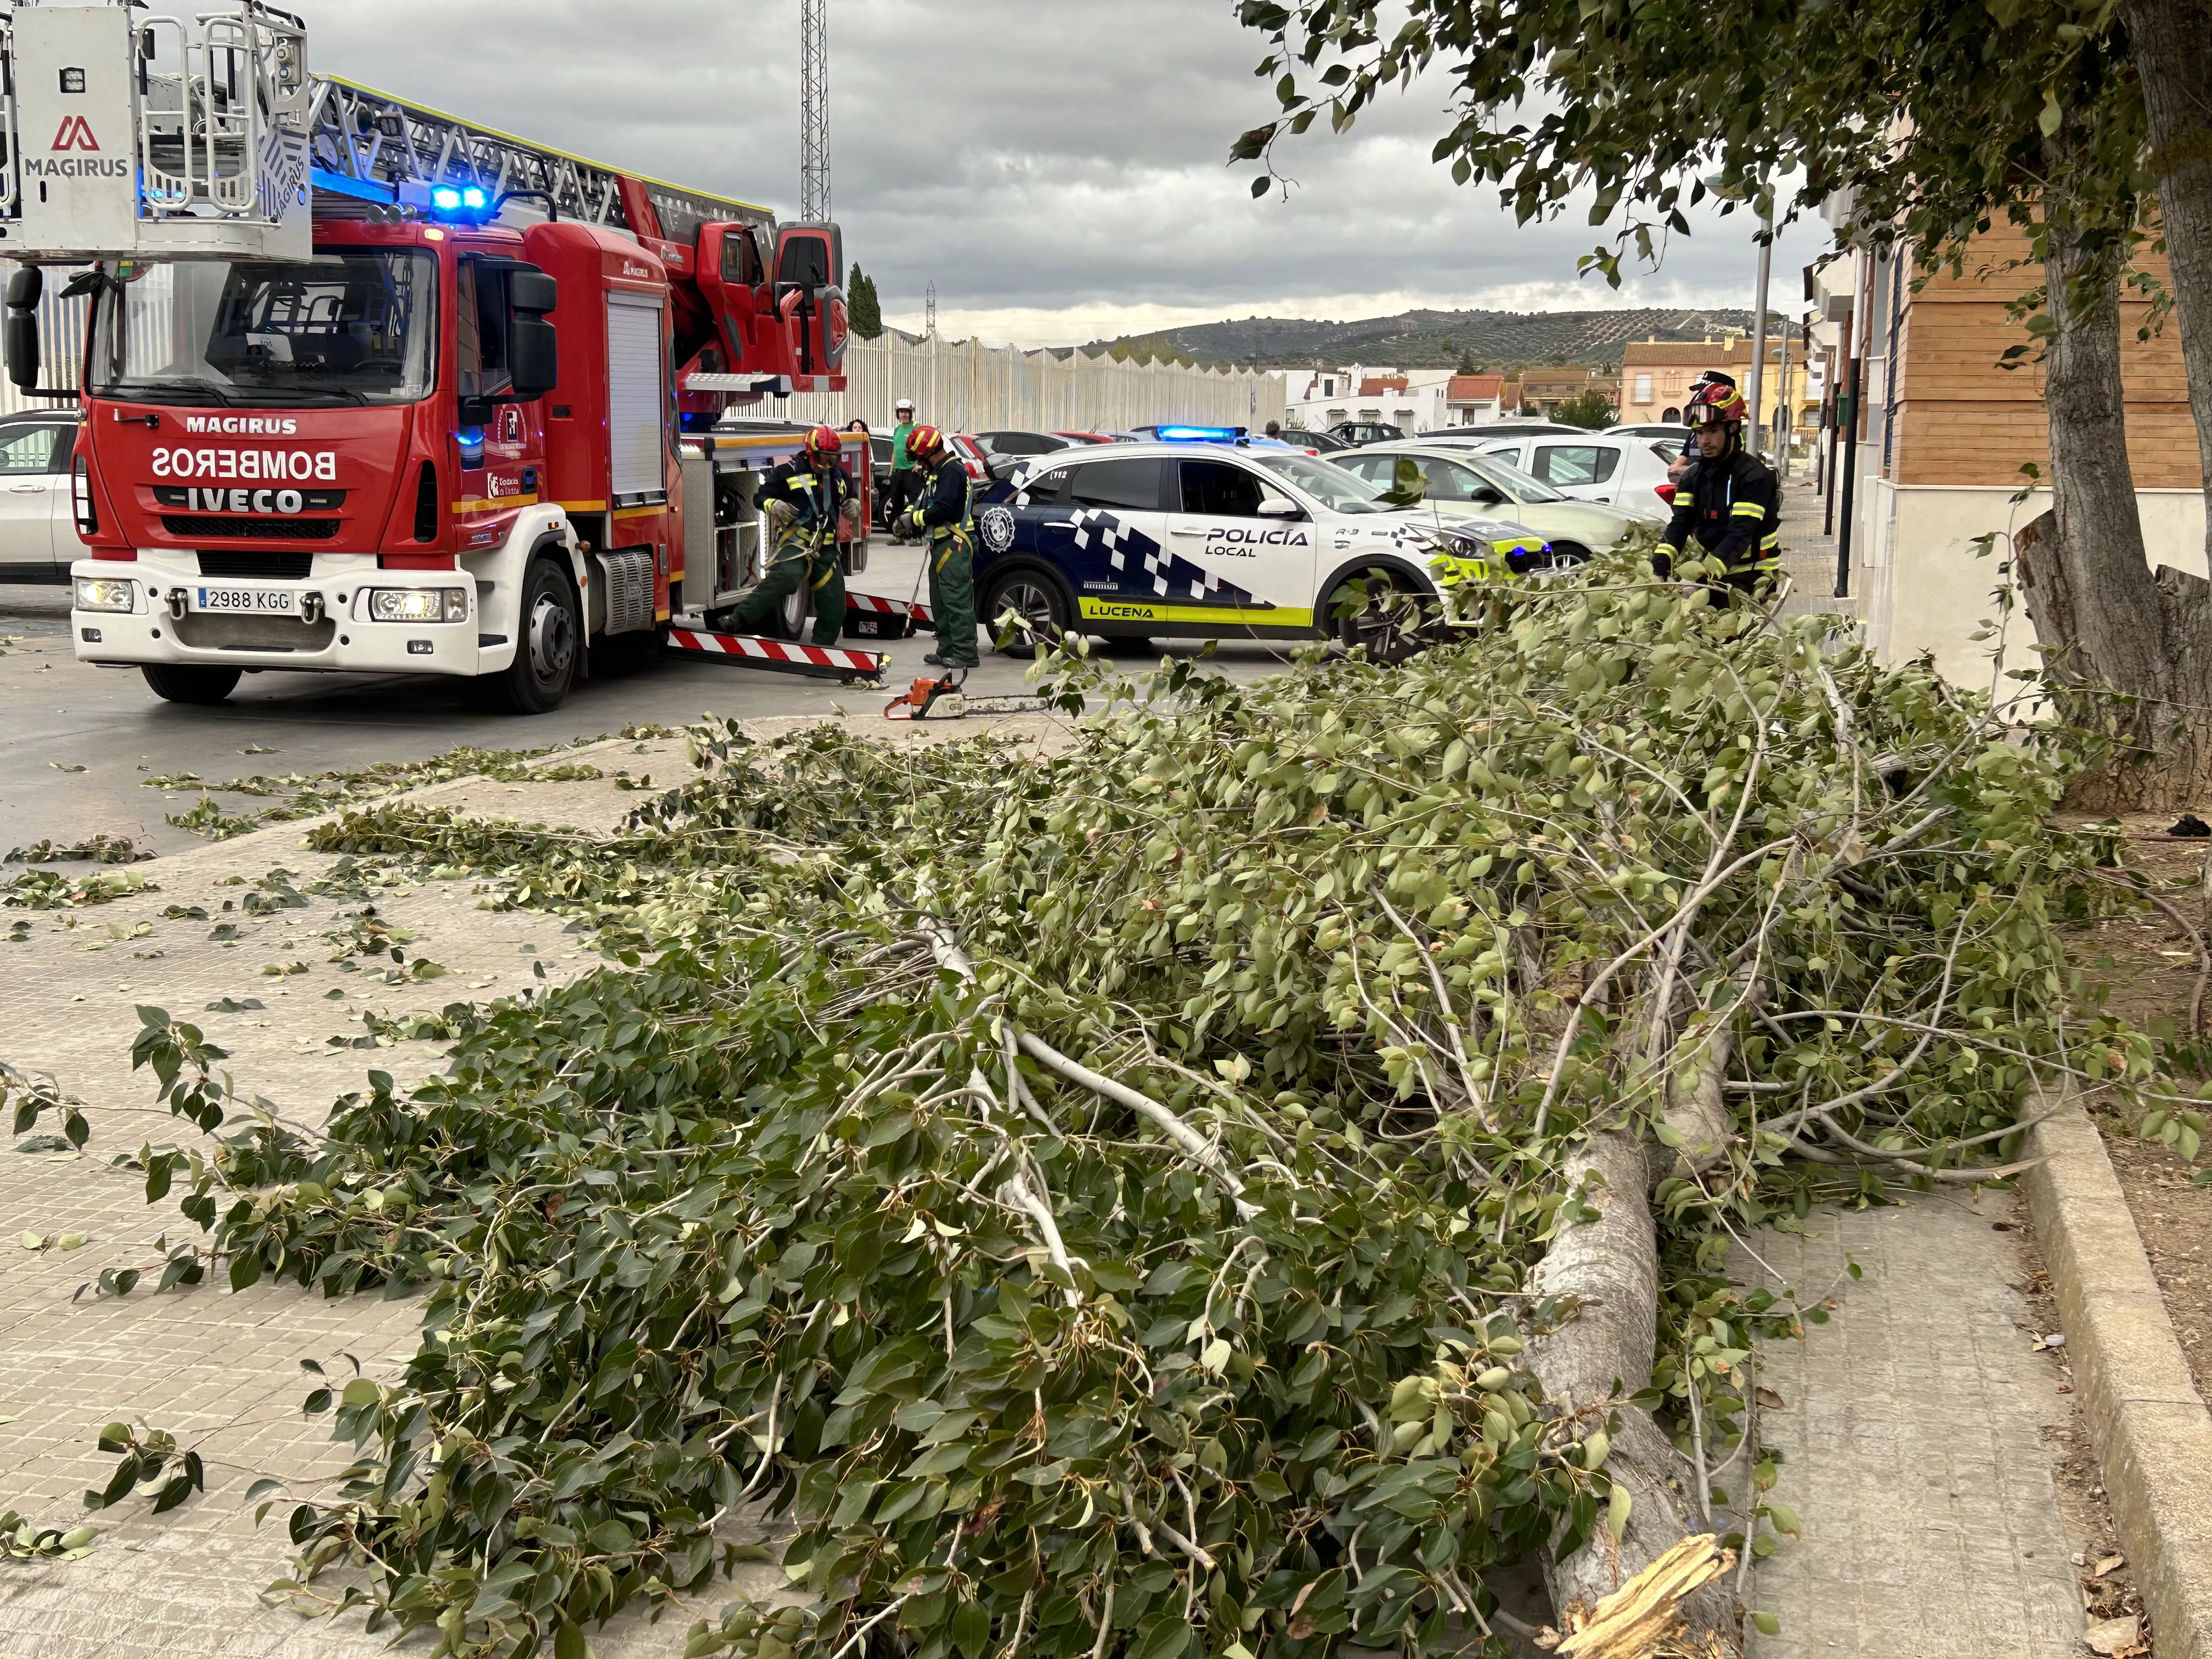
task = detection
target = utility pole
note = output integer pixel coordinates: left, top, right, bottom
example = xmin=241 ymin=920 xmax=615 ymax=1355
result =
xmin=798 ymin=0 xmax=830 ymax=222
xmin=1746 ymin=199 xmax=1774 ymax=454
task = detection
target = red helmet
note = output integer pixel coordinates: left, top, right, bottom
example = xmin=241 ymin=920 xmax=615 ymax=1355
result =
xmin=802 ymin=424 xmax=843 ymax=461
xmin=906 ymin=424 xmax=946 ymax=460
xmin=1686 ymin=382 xmax=1748 ymax=427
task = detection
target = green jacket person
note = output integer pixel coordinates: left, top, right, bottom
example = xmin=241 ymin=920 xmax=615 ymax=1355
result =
xmin=727 ymin=425 xmax=856 ymax=646
xmin=902 ymin=426 xmax=979 ymax=669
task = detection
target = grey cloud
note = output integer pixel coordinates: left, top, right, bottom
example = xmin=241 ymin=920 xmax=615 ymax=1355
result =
xmin=290 ymin=0 xmax=1831 ymax=336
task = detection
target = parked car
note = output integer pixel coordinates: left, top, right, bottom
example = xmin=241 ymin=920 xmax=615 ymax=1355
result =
xmin=1324 ymin=420 xmax=1406 ymax=448
xmin=1416 ymin=421 xmax=1586 ymax=442
xmin=976 ymin=430 xmax=1086 ymax=461
xmin=0 ymin=410 xmax=93 ymax=583
xmin=1051 ymin=430 xmax=1124 ymax=444
xmin=1470 ymin=432 xmax=1677 ymax=517
xmin=1333 ymin=443 xmax=1655 ymax=559
xmin=950 ymin=433 xmax=997 ymax=484
xmin=970 ymin=438 xmax=1553 ymax=662
xmin=1291 ymin=428 xmax=1351 ymax=453
xmin=1607 ymin=422 xmax=1693 ymax=453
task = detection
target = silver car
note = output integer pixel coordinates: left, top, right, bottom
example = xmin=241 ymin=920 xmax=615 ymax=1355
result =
xmin=1334 ymin=442 xmax=1657 ymax=563
xmin=0 ymin=410 xmax=86 ymax=584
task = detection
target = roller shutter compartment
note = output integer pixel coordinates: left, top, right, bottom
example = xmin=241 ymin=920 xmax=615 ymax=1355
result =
xmin=606 ymin=293 xmax=667 ymax=499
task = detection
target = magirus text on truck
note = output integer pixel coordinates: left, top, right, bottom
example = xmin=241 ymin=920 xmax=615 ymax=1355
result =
xmin=0 ymin=0 xmax=852 ymax=710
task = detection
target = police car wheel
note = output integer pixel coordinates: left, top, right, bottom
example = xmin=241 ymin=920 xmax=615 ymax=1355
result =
xmin=981 ymin=569 xmax=1071 ymax=657
xmin=1544 ymin=541 xmax=1592 ymax=569
xmin=1330 ymin=569 xmax=1435 ymax=665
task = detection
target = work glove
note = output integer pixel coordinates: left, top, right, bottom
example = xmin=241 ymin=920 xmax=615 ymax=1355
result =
xmin=907 ymin=507 xmax=928 ymax=533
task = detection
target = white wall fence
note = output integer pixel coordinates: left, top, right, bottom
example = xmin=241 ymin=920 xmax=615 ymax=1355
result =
xmin=783 ymin=332 xmax=1286 ymax=435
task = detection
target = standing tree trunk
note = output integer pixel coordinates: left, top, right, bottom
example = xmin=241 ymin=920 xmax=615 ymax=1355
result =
xmin=2015 ymin=173 xmax=2212 ymax=810
xmin=2120 ymin=0 xmax=2212 ymax=567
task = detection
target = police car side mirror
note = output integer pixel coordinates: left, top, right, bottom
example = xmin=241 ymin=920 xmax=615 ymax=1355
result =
xmin=1256 ymin=498 xmax=1301 ymax=518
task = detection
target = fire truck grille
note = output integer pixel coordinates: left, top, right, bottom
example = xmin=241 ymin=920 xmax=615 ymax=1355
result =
xmin=163 ymin=515 xmax=342 ymax=542
xmin=196 ymin=551 xmax=314 ymax=580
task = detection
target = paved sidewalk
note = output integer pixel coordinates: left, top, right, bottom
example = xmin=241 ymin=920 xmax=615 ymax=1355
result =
xmin=0 ymin=714 xmax=1063 ymax=1657
xmin=1741 ymin=1191 xmax=2084 ymax=1657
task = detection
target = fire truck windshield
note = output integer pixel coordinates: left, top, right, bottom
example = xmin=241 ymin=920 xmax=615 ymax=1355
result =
xmin=87 ymin=250 xmax=437 ymax=409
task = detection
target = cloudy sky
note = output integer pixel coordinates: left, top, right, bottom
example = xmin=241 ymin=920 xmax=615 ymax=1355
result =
xmin=288 ymin=0 xmax=1831 ymax=347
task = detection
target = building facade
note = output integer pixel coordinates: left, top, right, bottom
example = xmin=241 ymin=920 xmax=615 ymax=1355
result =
xmin=1806 ymin=222 xmax=2202 ymax=685
xmin=1277 ymin=365 xmax=1454 ymax=434
xmin=1619 ymin=334 xmax=1812 ymax=438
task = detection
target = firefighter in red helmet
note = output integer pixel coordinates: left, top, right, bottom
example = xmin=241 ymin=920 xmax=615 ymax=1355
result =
xmin=728 ymin=424 xmax=857 ymax=645
xmin=902 ymin=425 xmax=980 ymax=670
xmin=1654 ymin=381 xmax=1781 ymax=603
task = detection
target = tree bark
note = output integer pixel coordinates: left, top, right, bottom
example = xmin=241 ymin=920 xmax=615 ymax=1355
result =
xmin=2120 ymin=0 xmax=2212 ymax=568
xmin=2014 ymin=174 xmax=2212 ymax=810
xmin=1526 ymin=1131 xmax=1737 ymax=1653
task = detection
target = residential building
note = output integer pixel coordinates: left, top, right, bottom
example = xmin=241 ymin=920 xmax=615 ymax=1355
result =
xmin=1808 ymin=218 xmax=2200 ymax=685
xmin=1276 ymin=364 xmax=1454 ymax=434
xmin=1619 ymin=335 xmax=1810 ymax=436
xmin=1515 ymin=365 xmax=1611 ymax=414
xmin=1443 ymin=374 xmax=1506 ymax=425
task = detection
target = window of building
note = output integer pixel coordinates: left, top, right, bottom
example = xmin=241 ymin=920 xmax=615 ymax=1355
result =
xmin=1633 ymin=373 xmax=1654 ymax=405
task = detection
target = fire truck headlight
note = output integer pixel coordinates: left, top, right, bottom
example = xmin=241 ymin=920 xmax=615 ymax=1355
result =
xmin=73 ymin=575 xmax=135 ymax=613
xmin=368 ymin=588 xmax=469 ymax=623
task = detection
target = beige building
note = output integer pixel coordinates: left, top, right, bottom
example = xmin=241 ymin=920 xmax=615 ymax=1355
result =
xmin=1619 ymin=335 xmax=1813 ymax=437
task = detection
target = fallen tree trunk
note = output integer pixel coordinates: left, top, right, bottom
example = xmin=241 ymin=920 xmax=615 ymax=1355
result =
xmin=1528 ymin=1126 xmax=1738 ymax=1652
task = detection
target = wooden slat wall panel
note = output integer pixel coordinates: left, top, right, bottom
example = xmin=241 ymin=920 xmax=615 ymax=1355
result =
xmin=1893 ymin=231 xmax=2200 ymax=487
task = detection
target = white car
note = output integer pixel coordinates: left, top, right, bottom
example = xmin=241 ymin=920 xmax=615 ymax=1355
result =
xmin=970 ymin=438 xmax=1558 ymax=661
xmin=0 ymin=410 xmax=88 ymax=583
xmin=1333 ymin=443 xmax=1654 ymax=561
xmin=1607 ymin=422 xmax=1693 ymax=451
xmin=1475 ymin=432 xmax=1676 ymax=520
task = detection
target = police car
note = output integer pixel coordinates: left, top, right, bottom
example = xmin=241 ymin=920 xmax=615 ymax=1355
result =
xmin=969 ymin=429 xmax=1556 ymax=659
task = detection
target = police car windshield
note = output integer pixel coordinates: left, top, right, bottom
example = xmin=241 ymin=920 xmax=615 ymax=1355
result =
xmin=1251 ymin=452 xmax=1390 ymax=513
xmin=88 ymin=251 xmax=438 ymax=408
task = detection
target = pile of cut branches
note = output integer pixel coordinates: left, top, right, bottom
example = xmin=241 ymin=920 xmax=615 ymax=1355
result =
xmin=132 ymin=557 xmax=2151 ymax=1659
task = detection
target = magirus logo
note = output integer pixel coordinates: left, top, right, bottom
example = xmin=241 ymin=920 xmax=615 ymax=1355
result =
xmin=180 ymin=416 xmax=301 ymax=435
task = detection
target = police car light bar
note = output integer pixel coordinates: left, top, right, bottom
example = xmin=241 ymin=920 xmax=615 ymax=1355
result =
xmin=1156 ymin=425 xmax=1248 ymax=443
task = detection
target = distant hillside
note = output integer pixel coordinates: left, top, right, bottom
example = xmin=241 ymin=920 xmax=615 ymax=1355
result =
xmin=1088 ymin=307 xmax=1783 ymax=373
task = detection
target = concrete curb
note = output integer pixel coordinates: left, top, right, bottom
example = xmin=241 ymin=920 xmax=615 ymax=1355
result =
xmin=2025 ymin=1086 xmax=2212 ymax=1659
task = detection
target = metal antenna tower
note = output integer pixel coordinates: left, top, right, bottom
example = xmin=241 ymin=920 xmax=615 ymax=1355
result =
xmin=798 ymin=0 xmax=830 ymax=222
xmin=925 ymin=281 xmax=936 ymax=337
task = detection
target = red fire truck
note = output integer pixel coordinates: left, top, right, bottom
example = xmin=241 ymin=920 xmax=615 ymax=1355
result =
xmin=2 ymin=0 xmax=871 ymax=712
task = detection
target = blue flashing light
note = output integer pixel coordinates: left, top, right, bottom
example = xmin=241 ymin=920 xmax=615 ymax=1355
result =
xmin=462 ymin=186 xmax=486 ymax=209
xmin=456 ymin=426 xmax=485 ymax=468
xmin=431 ymin=185 xmax=462 ymax=211
xmin=1156 ymin=425 xmax=1243 ymax=443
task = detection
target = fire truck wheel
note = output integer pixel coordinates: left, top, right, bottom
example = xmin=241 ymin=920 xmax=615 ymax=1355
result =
xmin=475 ymin=558 xmax=579 ymax=714
xmin=140 ymin=664 xmax=240 ymax=706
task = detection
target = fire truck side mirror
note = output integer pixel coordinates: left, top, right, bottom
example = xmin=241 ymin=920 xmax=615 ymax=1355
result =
xmin=507 ymin=271 xmax=558 ymax=401
xmin=510 ymin=321 xmax=558 ymax=401
xmin=4 ymin=267 xmax=43 ymax=395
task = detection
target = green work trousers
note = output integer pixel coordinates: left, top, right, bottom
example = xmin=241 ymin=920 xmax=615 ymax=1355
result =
xmin=927 ymin=527 xmax=978 ymax=667
xmin=731 ymin=532 xmax=845 ymax=646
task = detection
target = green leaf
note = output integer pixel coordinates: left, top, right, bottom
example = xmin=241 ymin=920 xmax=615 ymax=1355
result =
xmin=1752 ymin=1612 xmax=1781 ymax=1636
xmin=950 ymin=1599 xmax=991 ymax=1659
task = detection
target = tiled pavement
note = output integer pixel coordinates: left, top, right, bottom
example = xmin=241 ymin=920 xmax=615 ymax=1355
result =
xmin=1740 ymin=1192 xmax=2085 ymax=1658
xmin=0 ymin=714 xmax=1064 ymax=1657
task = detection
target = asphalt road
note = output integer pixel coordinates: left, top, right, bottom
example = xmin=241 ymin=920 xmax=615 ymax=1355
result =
xmin=0 ymin=547 xmax=1302 ymax=856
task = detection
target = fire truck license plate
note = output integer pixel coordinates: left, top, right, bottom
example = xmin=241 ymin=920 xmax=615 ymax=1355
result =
xmin=192 ymin=587 xmax=296 ymax=614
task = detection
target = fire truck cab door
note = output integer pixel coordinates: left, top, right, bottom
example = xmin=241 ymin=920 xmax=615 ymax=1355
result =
xmin=696 ymin=222 xmax=766 ymax=369
xmin=774 ymin=223 xmax=847 ymax=379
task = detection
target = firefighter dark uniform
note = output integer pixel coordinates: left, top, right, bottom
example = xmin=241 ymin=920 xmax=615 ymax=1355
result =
xmin=905 ymin=428 xmax=978 ymax=669
xmin=1655 ymin=382 xmax=1780 ymax=600
xmin=729 ymin=431 xmax=853 ymax=646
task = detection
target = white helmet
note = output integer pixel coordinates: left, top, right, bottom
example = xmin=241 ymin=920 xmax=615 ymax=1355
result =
xmin=894 ymin=396 xmax=915 ymax=413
